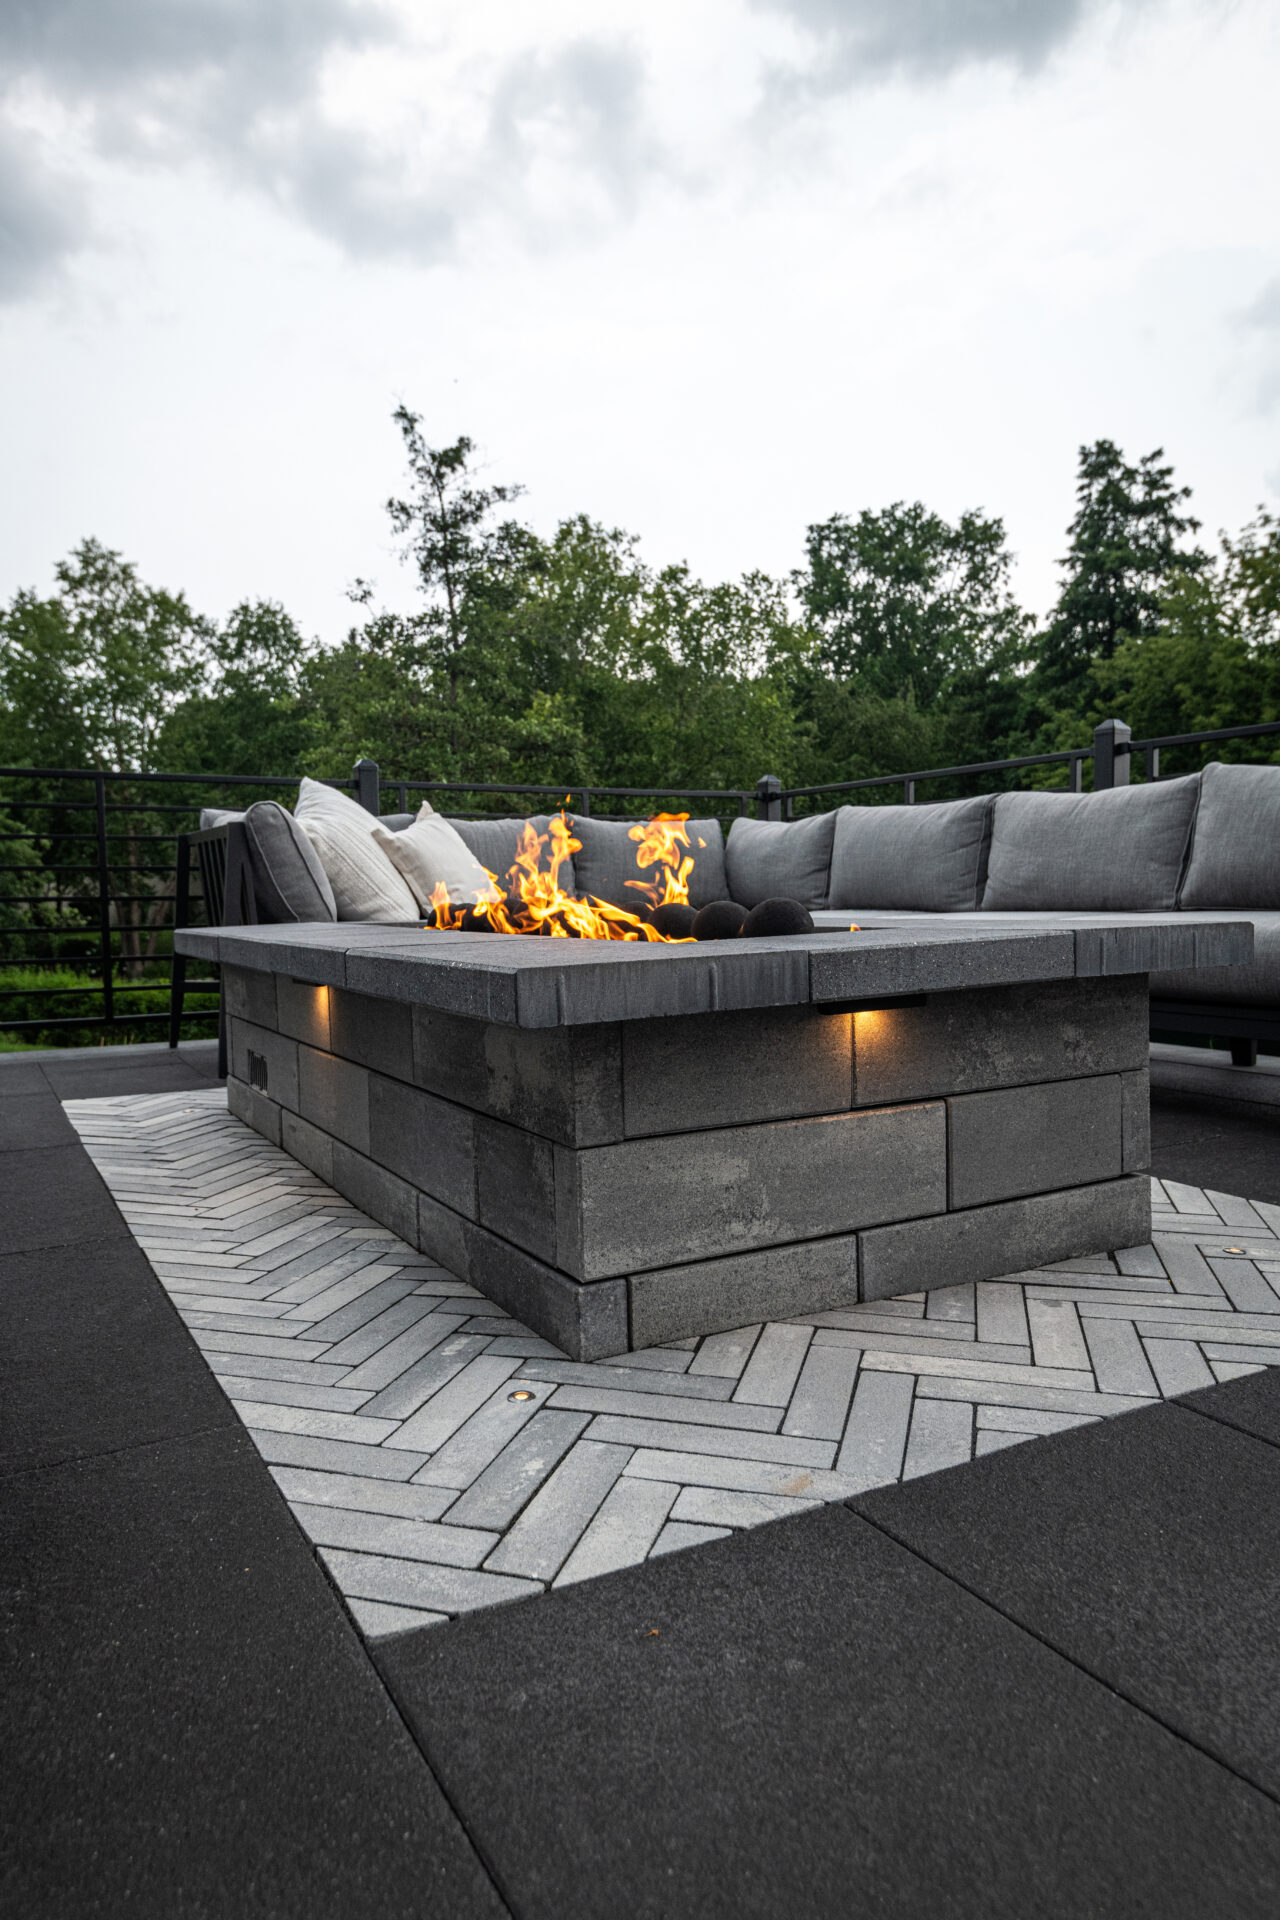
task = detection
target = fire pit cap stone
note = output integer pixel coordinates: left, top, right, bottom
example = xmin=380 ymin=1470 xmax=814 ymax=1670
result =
xmin=174 ymin=913 xmax=1252 ymax=1029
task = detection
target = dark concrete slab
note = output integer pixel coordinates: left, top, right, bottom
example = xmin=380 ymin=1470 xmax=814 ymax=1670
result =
xmin=0 ymin=1060 xmax=53 ymax=1093
xmin=855 ymin=1401 xmax=1280 ymax=1802
xmin=1151 ymin=1098 xmax=1280 ymax=1205
xmin=1180 ymin=1365 xmax=1280 ymax=1451
xmin=377 ymin=1503 xmax=1280 ymax=1920
xmin=1 ymin=1426 xmax=507 ymax=1920
xmin=0 ymin=1091 xmax=77 ymax=1152
xmin=40 ymin=1056 xmax=218 ymax=1099
xmin=0 ymin=1144 xmax=131 ymax=1255
xmin=0 ymin=1239 xmax=236 ymax=1473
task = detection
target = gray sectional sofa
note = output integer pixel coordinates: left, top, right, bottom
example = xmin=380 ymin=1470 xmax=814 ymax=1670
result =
xmin=189 ymin=761 xmax=1280 ymax=1063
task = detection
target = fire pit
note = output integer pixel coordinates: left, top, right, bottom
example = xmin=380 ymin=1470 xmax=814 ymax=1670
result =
xmin=177 ymin=906 xmax=1248 ymax=1360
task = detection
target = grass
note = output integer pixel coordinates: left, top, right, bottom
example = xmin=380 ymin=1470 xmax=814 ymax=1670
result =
xmin=0 ymin=964 xmax=218 ymax=1050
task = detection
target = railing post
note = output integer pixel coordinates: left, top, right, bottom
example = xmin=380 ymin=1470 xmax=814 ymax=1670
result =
xmin=755 ymin=774 xmax=782 ymax=821
xmin=94 ymin=772 xmax=114 ymax=1030
xmin=353 ymin=757 xmax=381 ymax=815
xmin=1092 ymin=719 xmax=1131 ymax=790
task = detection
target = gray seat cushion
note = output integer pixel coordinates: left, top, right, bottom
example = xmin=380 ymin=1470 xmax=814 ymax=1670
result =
xmin=981 ymin=776 xmax=1201 ymax=912
xmin=448 ymin=816 xmax=579 ymax=897
xmin=198 ymin=803 xmax=337 ymax=923
xmin=567 ymin=816 xmax=728 ymax=911
xmin=725 ymin=814 xmax=837 ymax=909
xmin=1151 ymin=910 xmax=1280 ymax=1007
xmin=828 ymin=796 xmax=994 ymax=911
xmin=1179 ymin=762 xmax=1280 ymax=908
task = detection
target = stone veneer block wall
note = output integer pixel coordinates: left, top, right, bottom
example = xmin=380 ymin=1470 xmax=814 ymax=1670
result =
xmin=223 ymin=967 xmax=1152 ymax=1360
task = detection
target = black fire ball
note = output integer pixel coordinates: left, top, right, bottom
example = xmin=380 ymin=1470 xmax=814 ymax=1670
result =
xmin=692 ymin=900 xmax=748 ymax=940
xmin=650 ymin=902 xmax=698 ymax=940
xmin=455 ymin=905 xmax=496 ymax=932
xmin=741 ymin=898 xmax=815 ymax=937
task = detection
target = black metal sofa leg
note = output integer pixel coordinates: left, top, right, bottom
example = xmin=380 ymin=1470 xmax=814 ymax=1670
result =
xmin=1230 ymin=1038 xmax=1259 ymax=1067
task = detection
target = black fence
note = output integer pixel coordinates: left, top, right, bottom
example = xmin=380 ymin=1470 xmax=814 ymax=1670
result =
xmin=2 ymin=714 xmax=1278 ymax=1047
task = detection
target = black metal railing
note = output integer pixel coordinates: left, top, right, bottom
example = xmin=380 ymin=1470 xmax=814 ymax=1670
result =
xmin=3 ymin=714 xmax=1279 ymax=1045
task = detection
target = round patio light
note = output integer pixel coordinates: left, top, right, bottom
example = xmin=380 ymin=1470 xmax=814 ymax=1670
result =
xmin=508 ymin=1389 xmax=536 ymax=1402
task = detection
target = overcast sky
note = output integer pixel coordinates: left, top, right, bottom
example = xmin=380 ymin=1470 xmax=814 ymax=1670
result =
xmin=2 ymin=0 xmax=1277 ymax=641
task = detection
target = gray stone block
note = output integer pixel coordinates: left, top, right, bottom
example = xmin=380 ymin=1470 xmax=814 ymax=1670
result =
xmin=227 ymin=1072 xmax=282 ymax=1145
xmin=947 ymin=1075 xmax=1123 ymax=1209
xmin=511 ymin=940 xmax=813 ymax=1028
xmin=622 ymin=1005 xmax=852 ymax=1138
xmin=281 ymin=1108 xmax=335 ymax=1184
xmin=411 ymin=1007 xmax=623 ymax=1146
xmin=416 ymin=1190 xmax=474 ymax=1281
xmin=1072 ymin=919 xmax=1250 ymax=976
xmin=228 ymin=1017 xmax=299 ymax=1112
xmin=329 ymin=987 xmax=414 ymax=1080
xmin=211 ymin=928 xmax=349 ymax=986
xmin=223 ymin=964 xmax=278 ymax=1030
xmin=474 ymin=1114 xmax=556 ymax=1263
xmin=629 ymin=1236 xmax=860 ymax=1350
xmin=275 ymin=975 xmax=331 ymax=1050
xmin=461 ymin=1219 xmax=629 ymax=1361
xmin=345 ymin=939 xmax=521 ymax=1023
xmin=297 ymin=1046 xmax=371 ymax=1154
xmin=368 ymin=1074 xmax=476 ymax=1217
xmin=554 ymin=1101 xmax=946 ymax=1282
xmin=858 ymin=1175 xmax=1151 ymax=1302
xmin=853 ymin=976 xmax=1147 ymax=1107
xmin=329 ymin=1141 xmax=419 ymax=1245
xmin=811 ymin=927 xmax=1075 ymax=1003
xmin=1121 ymin=1066 xmax=1151 ymax=1172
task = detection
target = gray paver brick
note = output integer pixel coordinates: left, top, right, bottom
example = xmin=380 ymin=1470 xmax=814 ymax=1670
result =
xmin=246 ymin=1428 xmax=428 ymax=1480
xmin=836 ymin=1370 xmax=915 ymax=1488
xmin=320 ymin=1546 xmax=541 ymax=1614
xmin=670 ymin=1485 xmax=819 ymax=1529
xmin=345 ymin=1598 xmax=449 ymax=1638
xmin=622 ymin=1448 xmax=859 ymax=1502
xmin=554 ymin=1477 xmax=679 ymax=1585
xmin=586 ymin=1415 xmax=835 ymax=1469
xmin=688 ymin=1325 xmax=762 ymax=1378
xmin=412 ymin=1378 xmax=556 ymax=1488
xmin=391 ymin=1355 xmax=521 ymax=1452
xmin=1141 ymin=1337 xmax=1216 ymax=1397
xmin=903 ymin=1398 xmax=973 ymax=1479
xmin=781 ymin=1341 xmax=861 ymax=1441
xmin=229 ymin=1399 xmax=398 ymax=1444
xmin=268 ymin=1466 xmax=456 ymax=1522
xmin=649 ymin=1521 xmax=732 ymax=1556
xmin=211 ymin=1372 xmax=372 ymax=1413
xmin=547 ymin=1383 xmax=782 ymax=1431
xmin=1026 ymin=1297 xmax=1091 ymax=1372
xmin=444 ymin=1410 xmax=591 ymax=1531
xmin=975 ymin=1428 xmax=1029 ymax=1456
xmin=358 ymin=1334 xmax=491 ymax=1420
xmin=484 ymin=1439 xmax=632 ymax=1581
xmin=338 ymin=1312 xmax=472 ymax=1391
xmin=1081 ymin=1315 xmax=1159 ymax=1397
xmin=733 ymin=1323 xmax=814 ymax=1407
xmin=975 ymin=1280 xmax=1030 ymax=1348
xmin=291 ymin=1502 xmax=497 ymax=1568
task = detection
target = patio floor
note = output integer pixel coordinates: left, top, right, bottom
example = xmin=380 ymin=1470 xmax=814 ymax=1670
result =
xmin=5 ymin=1040 xmax=1280 ymax=1915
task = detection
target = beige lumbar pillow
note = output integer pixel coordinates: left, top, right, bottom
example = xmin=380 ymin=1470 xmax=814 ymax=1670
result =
xmin=372 ymin=802 xmax=495 ymax=911
xmin=294 ymin=776 xmax=420 ymax=922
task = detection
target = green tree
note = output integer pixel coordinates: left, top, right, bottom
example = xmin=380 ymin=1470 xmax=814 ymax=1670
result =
xmin=157 ymin=600 xmax=317 ymax=775
xmin=1035 ymin=441 xmax=1209 ymax=711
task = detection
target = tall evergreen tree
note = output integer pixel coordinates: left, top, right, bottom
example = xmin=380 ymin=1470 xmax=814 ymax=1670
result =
xmin=1035 ymin=440 xmax=1208 ymax=708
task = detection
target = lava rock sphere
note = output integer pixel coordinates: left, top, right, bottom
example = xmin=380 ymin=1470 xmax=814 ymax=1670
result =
xmin=691 ymin=900 xmax=748 ymax=940
xmin=650 ymin=902 xmax=698 ymax=940
xmin=741 ymin=898 xmax=815 ymax=937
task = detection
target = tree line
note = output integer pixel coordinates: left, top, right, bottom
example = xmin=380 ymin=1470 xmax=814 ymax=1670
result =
xmin=3 ymin=410 xmax=1279 ymax=800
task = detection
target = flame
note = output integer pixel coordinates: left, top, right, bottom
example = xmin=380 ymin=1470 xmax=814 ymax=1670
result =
xmin=625 ymin=813 xmax=695 ymax=909
xmin=427 ymin=811 xmax=686 ymax=942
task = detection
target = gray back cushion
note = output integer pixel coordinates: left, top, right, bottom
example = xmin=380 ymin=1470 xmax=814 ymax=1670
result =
xmin=448 ymin=816 xmax=579 ymax=896
xmin=242 ymin=801 xmax=337 ymax=922
xmin=378 ymin=812 xmax=416 ymax=831
xmin=981 ymin=776 xmax=1201 ymax=912
xmin=828 ymin=796 xmax=995 ymax=911
xmin=725 ymin=813 xmax=837 ymax=909
xmin=568 ymin=816 xmax=728 ymax=910
xmin=1179 ymin=762 xmax=1280 ymax=908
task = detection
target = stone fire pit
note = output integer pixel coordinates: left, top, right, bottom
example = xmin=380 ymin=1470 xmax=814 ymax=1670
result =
xmin=175 ymin=916 xmax=1249 ymax=1360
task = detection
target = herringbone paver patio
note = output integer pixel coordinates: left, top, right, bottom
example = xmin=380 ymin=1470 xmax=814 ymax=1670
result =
xmin=66 ymin=1087 xmax=1280 ymax=1641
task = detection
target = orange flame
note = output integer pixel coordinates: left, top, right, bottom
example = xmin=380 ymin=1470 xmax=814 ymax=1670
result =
xmin=625 ymin=813 xmax=695 ymax=909
xmin=427 ymin=812 xmax=687 ymax=942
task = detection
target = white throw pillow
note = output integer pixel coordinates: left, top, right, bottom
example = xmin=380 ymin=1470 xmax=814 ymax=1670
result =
xmin=294 ymin=776 xmax=420 ymax=922
xmin=372 ymin=802 xmax=496 ymax=910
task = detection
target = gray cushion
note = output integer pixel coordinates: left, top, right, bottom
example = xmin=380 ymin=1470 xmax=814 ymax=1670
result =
xmin=1151 ymin=910 xmax=1280 ymax=1007
xmin=242 ymin=801 xmax=337 ymax=923
xmin=379 ymin=812 xmax=416 ymax=832
xmin=980 ymin=776 xmax=1201 ymax=912
xmin=1179 ymin=762 xmax=1280 ymax=908
xmin=828 ymin=796 xmax=995 ymax=911
xmin=568 ymin=816 xmax=728 ymax=911
xmin=724 ymin=813 xmax=837 ymax=909
xmin=449 ymin=816 xmax=579 ymax=897
xmin=199 ymin=807 xmax=242 ymax=828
